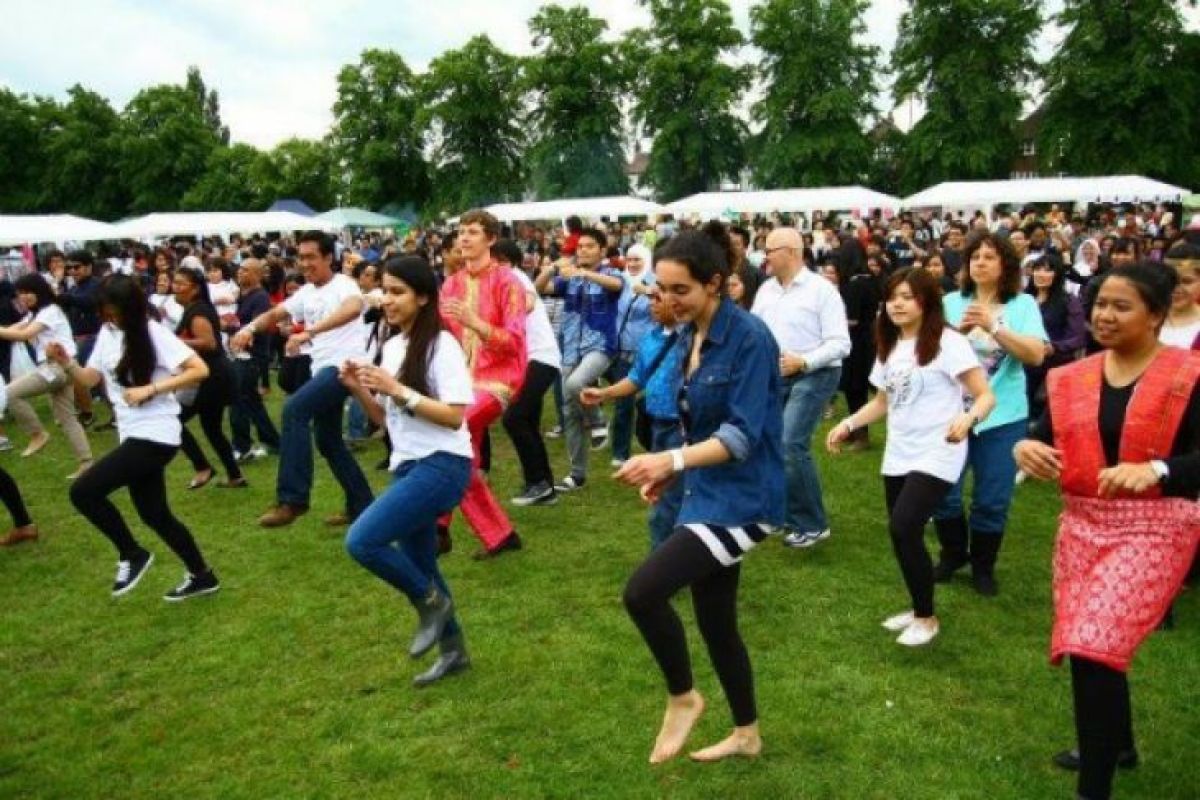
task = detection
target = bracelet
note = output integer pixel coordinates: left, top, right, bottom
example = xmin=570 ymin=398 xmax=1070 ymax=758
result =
xmin=670 ymin=448 xmax=686 ymax=473
xmin=839 ymin=417 xmax=857 ymax=433
xmin=404 ymin=390 xmax=422 ymax=411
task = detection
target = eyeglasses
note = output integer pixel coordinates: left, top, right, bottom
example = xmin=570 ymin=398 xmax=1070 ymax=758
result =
xmin=764 ymin=246 xmax=795 ymax=256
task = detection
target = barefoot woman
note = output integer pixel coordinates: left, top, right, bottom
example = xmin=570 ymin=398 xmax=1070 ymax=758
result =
xmin=617 ymin=227 xmax=784 ymax=763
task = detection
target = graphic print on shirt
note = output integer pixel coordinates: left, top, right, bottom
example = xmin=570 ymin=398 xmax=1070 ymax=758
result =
xmin=882 ymin=358 xmax=925 ymax=410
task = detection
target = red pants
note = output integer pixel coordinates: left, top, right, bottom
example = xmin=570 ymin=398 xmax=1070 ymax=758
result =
xmin=439 ymin=391 xmax=513 ymax=550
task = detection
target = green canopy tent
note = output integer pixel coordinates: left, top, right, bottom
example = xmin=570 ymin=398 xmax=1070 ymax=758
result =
xmin=315 ymin=207 xmax=402 ymax=229
xmin=1182 ymin=194 xmax=1200 ymax=211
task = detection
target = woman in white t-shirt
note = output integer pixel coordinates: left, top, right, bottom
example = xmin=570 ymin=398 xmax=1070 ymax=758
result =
xmin=1160 ymin=245 xmax=1199 ymax=349
xmin=828 ymin=268 xmax=995 ymax=646
xmin=0 ymin=273 xmax=93 ymax=476
xmin=340 ymin=256 xmax=475 ymax=687
xmin=49 ymin=275 xmax=218 ymax=601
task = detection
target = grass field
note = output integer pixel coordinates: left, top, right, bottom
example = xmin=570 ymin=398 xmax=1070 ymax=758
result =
xmin=1 ymin=394 xmax=1196 ymax=800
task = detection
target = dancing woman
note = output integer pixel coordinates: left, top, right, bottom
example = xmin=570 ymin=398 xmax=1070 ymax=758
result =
xmin=341 ymin=257 xmax=474 ymax=686
xmin=51 ymin=275 xmax=219 ymax=600
xmin=0 ymin=383 xmax=38 ymax=547
xmin=616 ymin=227 xmax=784 ymax=763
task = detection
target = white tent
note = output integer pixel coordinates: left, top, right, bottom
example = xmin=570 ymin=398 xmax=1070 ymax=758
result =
xmin=0 ymin=214 xmax=123 ymax=246
xmin=902 ymin=176 xmax=1190 ymax=210
xmin=113 ymin=211 xmax=340 ymax=239
xmin=666 ymin=186 xmax=902 ymax=219
xmin=483 ymin=196 xmax=667 ymax=223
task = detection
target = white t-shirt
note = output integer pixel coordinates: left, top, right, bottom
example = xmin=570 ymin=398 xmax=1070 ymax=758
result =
xmin=282 ymin=273 xmax=364 ymax=372
xmin=150 ymin=295 xmax=184 ymax=330
xmin=1160 ymin=319 xmax=1200 ymax=349
xmin=869 ymin=328 xmax=981 ymax=483
xmin=32 ymin=304 xmax=77 ymax=362
xmin=381 ymin=331 xmax=475 ymax=467
xmin=86 ymin=321 xmax=197 ymax=446
xmin=209 ymin=280 xmax=239 ymax=319
xmin=511 ymin=267 xmax=562 ymax=369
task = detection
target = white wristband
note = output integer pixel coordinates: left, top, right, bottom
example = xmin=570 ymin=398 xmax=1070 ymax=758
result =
xmin=840 ymin=417 xmax=857 ymax=434
xmin=670 ymin=448 xmax=686 ymax=473
xmin=404 ymin=391 xmax=422 ymax=411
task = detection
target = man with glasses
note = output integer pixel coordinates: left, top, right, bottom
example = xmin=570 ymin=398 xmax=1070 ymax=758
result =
xmin=751 ymin=227 xmax=850 ymax=549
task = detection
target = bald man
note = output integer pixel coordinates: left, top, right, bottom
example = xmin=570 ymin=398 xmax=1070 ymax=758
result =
xmin=751 ymin=227 xmax=850 ymax=549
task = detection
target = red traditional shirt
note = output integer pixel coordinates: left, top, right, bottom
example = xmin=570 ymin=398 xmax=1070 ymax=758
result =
xmin=440 ymin=261 xmax=527 ymax=405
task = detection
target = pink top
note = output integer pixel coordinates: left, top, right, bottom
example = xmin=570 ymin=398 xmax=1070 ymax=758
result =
xmin=440 ymin=261 xmax=527 ymax=405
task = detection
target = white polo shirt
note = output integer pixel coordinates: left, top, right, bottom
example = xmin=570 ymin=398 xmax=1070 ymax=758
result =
xmin=282 ymin=273 xmax=364 ymax=372
xmin=751 ymin=267 xmax=851 ymax=371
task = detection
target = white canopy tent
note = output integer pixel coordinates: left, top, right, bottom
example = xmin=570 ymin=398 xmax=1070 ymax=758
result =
xmin=0 ymin=214 xmax=123 ymax=246
xmin=902 ymin=176 xmax=1190 ymax=211
xmin=666 ymin=186 xmax=902 ymax=220
xmin=113 ymin=211 xmax=339 ymax=240
xmin=483 ymin=196 xmax=667 ymax=223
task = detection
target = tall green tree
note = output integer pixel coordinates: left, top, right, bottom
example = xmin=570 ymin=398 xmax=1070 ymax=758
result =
xmin=181 ymin=143 xmax=273 ymax=210
xmin=749 ymin=0 xmax=879 ymax=188
xmin=332 ymin=49 xmax=430 ymax=211
xmin=0 ymin=89 xmax=56 ymax=213
xmin=525 ymin=4 xmax=630 ymax=199
xmin=119 ymin=84 xmax=221 ymax=213
xmin=185 ymin=66 xmax=230 ymax=146
xmin=628 ymin=0 xmax=749 ymax=201
xmin=267 ymin=138 xmax=339 ymax=211
xmin=420 ymin=35 xmax=526 ymax=214
xmin=1038 ymin=0 xmax=1199 ymax=186
xmin=892 ymin=0 xmax=1040 ymax=194
xmin=40 ymin=86 xmax=129 ymax=219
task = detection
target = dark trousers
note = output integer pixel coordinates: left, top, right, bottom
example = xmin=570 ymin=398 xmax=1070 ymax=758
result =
xmin=230 ymin=358 xmax=280 ymax=454
xmin=179 ymin=366 xmax=242 ymax=481
xmin=623 ymin=528 xmax=756 ymax=726
xmin=1071 ymin=656 xmax=1134 ymax=800
xmin=884 ymin=473 xmax=953 ymax=618
xmin=501 ymin=360 xmax=558 ymax=487
xmin=0 ymin=466 xmax=32 ymax=527
xmin=69 ymin=438 xmax=208 ymax=574
xmin=843 ymin=334 xmax=875 ymax=419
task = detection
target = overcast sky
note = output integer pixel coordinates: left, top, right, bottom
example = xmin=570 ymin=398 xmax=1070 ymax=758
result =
xmin=3 ymin=1 xmax=1197 ymax=149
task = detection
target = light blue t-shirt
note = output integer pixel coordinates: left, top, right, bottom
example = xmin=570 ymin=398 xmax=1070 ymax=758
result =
xmin=942 ymin=291 xmax=1047 ymax=433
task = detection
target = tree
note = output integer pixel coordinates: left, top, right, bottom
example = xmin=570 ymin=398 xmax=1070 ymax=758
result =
xmin=181 ymin=144 xmax=273 ymax=211
xmin=1038 ymin=0 xmax=1199 ymax=187
xmin=865 ymin=118 xmax=906 ymax=195
xmin=332 ymin=49 xmax=430 ymax=211
xmin=627 ymin=0 xmax=749 ymax=202
xmin=749 ymin=0 xmax=879 ymax=188
xmin=267 ymin=138 xmax=338 ymax=211
xmin=420 ymin=35 xmax=526 ymax=214
xmin=39 ymin=86 xmax=129 ymax=219
xmin=119 ymin=84 xmax=221 ymax=213
xmin=525 ymin=4 xmax=630 ymax=199
xmin=0 ymin=89 xmax=56 ymax=213
xmin=185 ymin=66 xmax=230 ymax=146
xmin=891 ymin=0 xmax=1040 ymax=194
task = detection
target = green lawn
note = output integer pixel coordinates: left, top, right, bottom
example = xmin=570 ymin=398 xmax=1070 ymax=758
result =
xmin=1 ymin=395 xmax=1196 ymax=799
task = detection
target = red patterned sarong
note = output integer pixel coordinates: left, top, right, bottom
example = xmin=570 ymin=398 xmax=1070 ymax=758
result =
xmin=1051 ymin=495 xmax=1200 ymax=672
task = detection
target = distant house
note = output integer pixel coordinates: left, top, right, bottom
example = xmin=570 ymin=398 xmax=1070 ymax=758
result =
xmin=626 ymin=148 xmax=652 ymax=199
xmin=1009 ymin=106 xmax=1068 ymax=180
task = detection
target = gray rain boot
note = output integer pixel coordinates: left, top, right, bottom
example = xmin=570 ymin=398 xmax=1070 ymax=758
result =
xmin=409 ymin=587 xmax=454 ymax=658
xmin=413 ymin=633 xmax=471 ymax=687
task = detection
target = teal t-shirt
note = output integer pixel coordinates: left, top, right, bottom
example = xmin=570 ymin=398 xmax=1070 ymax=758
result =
xmin=942 ymin=291 xmax=1047 ymax=433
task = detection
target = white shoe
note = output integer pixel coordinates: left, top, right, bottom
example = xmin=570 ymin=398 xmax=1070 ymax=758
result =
xmin=1014 ymin=470 xmax=1027 ymax=486
xmin=881 ymin=610 xmax=915 ymax=632
xmin=897 ymin=617 xmax=939 ymax=647
xmin=610 ymin=458 xmax=626 ymax=468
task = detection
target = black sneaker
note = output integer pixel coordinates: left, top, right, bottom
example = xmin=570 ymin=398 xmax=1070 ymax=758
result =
xmin=163 ymin=570 xmax=220 ymax=602
xmin=112 ymin=551 xmax=154 ymax=596
xmin=511 ymin=482 xmax=558 ymax=507
xmin=553 ymin=475 xmax=586 ymax=493
xmin=1052 ymin=747 xmax=1138 ymax=772
xmin=590 ymin=429 xmax=609 ymax=450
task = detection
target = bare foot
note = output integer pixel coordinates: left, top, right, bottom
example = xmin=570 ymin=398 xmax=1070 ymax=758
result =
xmin=689 ymin=724 xmax=762 ymax=762
xmin=21 ymin=432 xmax=50 ymax=457
xmin=649 ymin=690 xmax=705 ymax=764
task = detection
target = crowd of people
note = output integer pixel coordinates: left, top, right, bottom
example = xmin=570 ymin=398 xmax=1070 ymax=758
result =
xmin=1 ymin=202 xmax=1197 ymax=800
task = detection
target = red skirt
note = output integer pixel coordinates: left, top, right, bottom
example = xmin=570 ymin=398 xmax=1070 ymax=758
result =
xmin=1051 ymin=496 xmax=1200 ymax=672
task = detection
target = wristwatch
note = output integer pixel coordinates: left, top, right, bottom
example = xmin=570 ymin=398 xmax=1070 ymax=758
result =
xmin=1149 ymin=459 xmax=1170 ymax=483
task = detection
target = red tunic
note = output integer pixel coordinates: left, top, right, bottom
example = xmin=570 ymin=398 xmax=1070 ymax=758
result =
xmin=1046 ymin=348 xmax=1200 ymax=672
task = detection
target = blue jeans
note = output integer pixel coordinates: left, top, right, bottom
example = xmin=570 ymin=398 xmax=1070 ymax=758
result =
xmin=607 ymin=354 xmax=636 ymax=461
xmin=780 ymin=367 xmax=841 ymax=533
xmin=346 ymin=397 xmax=369 ymax=440
xmin=648 ymin=419 xmax=684 ymax=550
xmin=345 ymin=452 xmax=471 ymax=638
xmin=933 ymin=419 xmax=1026 ymax=535
xmin=276 ymin=366 xmax=374 ymax=515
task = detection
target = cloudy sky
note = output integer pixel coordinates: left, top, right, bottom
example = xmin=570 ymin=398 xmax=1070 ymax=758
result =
xmin=2 ymin=1 xmax=1197 ymax=149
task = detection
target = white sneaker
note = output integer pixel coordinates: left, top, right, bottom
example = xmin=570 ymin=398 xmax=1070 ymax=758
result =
xmin=881 ymin=610 xmax=915 ymax=632
xmin=897 ymin=617 xmax=939 ymax=647
xmin=784 ymin=528 xmax=831 ymax=549
xmin=610 ymin=458 xmax=626 ymax=469
xmin=1014 ymin=470 xmax=1027 ymax=486
xmin=0 ymin=436 xmax=11 ymax=452
xmin=250 ymin=445 xmax=268 ymax=458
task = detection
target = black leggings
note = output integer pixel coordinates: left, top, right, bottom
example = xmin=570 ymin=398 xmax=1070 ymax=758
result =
xmin=1071 ymin=656 xmax=1134 ymax=800
xmin=179 ymin=370 xmax=242 ymax=481
xmin=69 ymin=438 xmax=208 ymax=575
xmin=884 ymin=473 xmax=953 ymax=618
xmin=502 ymin=360 xmax=558 ymax=487
xmin=0 ymin=466 xmax=32 ymax=527
xmin=623 ymin=528 xmax=756 ymax=726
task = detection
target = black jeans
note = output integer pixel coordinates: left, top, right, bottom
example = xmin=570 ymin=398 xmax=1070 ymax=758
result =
xmin=69 ymin=438 xmax=209 ymax=574
xmin=884 ymin=472 xmax=953 ymax=618
xmin=1071 ymin=656 xmax=1135 ymax=800
xmin=623 ymin=528 xmax=756 ymax=726
xmin=230 ymin=358 xmax=280 ymax=454
xmin=179 ymin=363 xmax=242 ymax=481
xmin=0 ymin=466 xmax=31 ymax=527
xmin=501 ymin=360 xmax=558 ymax=487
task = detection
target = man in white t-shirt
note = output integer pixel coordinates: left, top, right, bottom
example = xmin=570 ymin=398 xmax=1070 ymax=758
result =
xmin=751 ymin=227 xmax=851 ymax=549
xmin=231 ymin=231 xmax=374 ymax=528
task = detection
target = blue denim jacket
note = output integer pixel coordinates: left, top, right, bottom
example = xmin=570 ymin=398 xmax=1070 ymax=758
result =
xmin=675 ymin=298 xmax=785 ymax=528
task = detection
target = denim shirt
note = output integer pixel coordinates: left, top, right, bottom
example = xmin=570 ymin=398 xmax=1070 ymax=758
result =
xmin=552 ymin=264 xmax=625 ymax=367
xmin=675 ymin=298 xmax=785 ymax=528
xmin=616 ymin=271 xmax=656 ymax=356
xmin=627 ymin=325 xmax=681 ymax=421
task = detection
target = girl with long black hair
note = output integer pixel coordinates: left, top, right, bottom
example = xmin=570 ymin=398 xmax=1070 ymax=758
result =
xmin=341 ymin=256 xmax=475 ymax=687
xmin=172 ymin=267 xmax=245 ymax=489
xmin=50 ymin=275 xmax=218 ymax=599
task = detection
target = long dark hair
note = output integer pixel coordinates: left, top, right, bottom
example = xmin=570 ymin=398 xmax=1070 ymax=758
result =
xmin=15 ymin=273 xmax=61 ymax=311
xmin=875 ymin=268 xmax=947 ymax=367
xmin=175 ymin=266 xmax=213 ymax=307
xmin=97 ymin=275 xmax=156 ymax=388
xmin=383 ymin=256 xmax=441 ymax=398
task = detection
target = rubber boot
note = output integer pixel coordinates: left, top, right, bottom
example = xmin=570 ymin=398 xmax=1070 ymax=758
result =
xmin=413 ymin=632 xmax=471 ymax=687
xmin=970 ymin=532 xmax=1003 ymax=596
xmin=932 ymin=516 xmax=970 ymax=582
xmin=409 ymin=587 xmax=455 ymax=658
